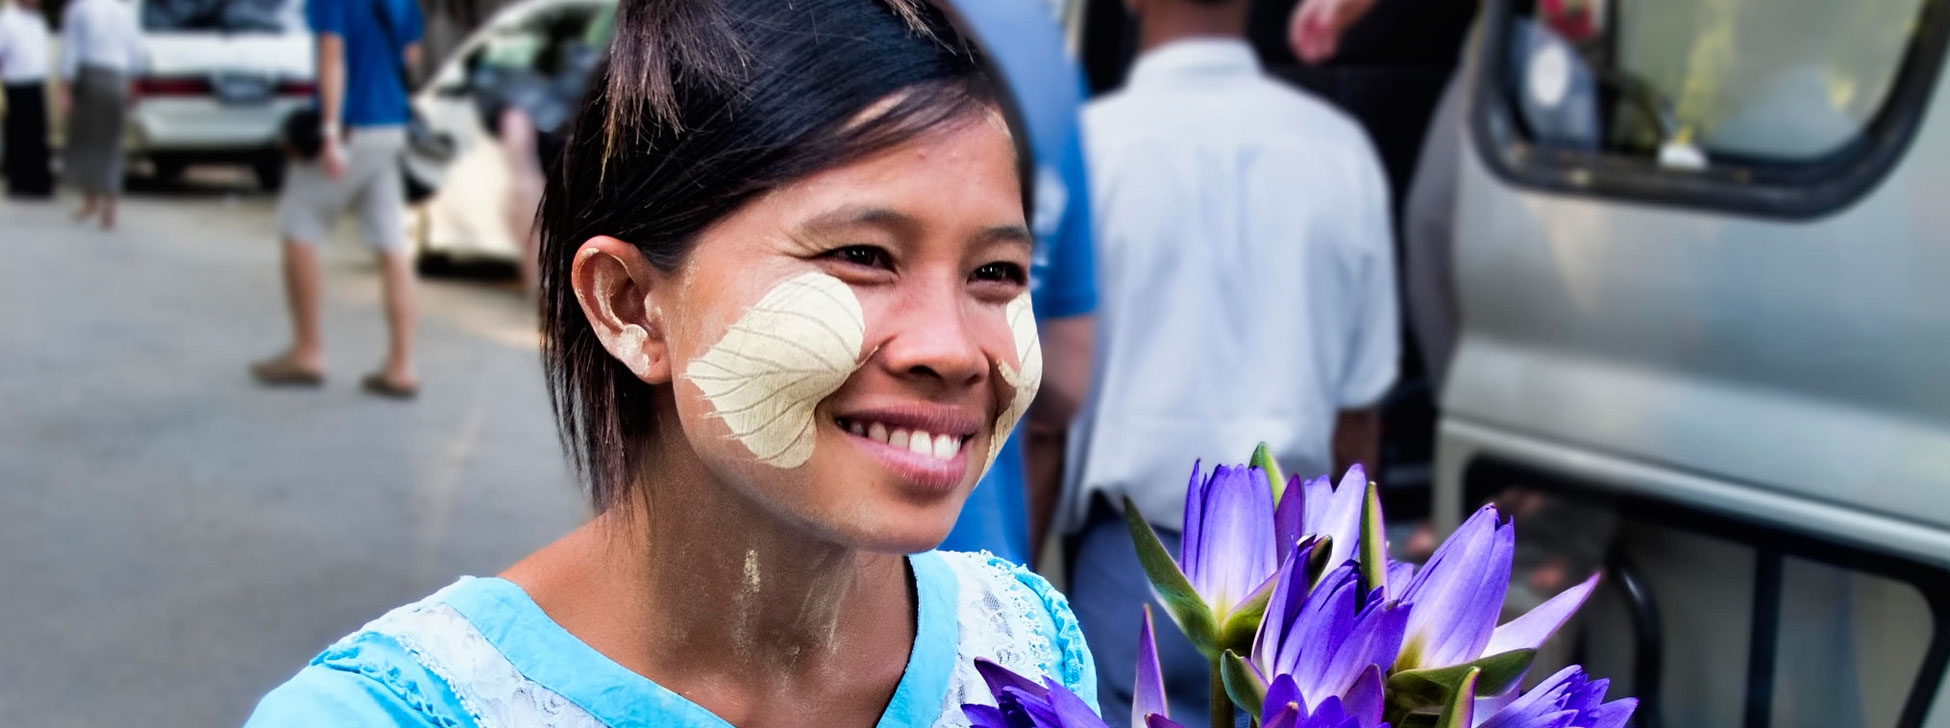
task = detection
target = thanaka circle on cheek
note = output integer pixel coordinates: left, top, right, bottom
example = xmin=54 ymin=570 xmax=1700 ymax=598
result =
xmin=682 ymin=272 xmax=867 ymax=469
xmin=982 ymin=293 xmax=1042 ymax=475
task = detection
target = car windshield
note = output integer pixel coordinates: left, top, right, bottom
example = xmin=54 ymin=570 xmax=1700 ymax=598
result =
xmin=142 ymin=0 xmax=305 ymax=34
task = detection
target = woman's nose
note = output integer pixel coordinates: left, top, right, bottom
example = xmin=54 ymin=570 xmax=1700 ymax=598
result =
xmin=876 ymin=284 xmax=989 ymax=389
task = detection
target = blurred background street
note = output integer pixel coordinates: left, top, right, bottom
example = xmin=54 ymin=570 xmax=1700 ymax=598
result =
xmin=0 ymin=176 xmax=585 ymax=727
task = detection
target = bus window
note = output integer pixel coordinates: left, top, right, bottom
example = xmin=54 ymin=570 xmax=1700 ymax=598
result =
xmin=1473 ymin=0 xmax=1949 ymax=217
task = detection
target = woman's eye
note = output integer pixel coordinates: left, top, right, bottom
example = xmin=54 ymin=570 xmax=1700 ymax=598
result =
xmin=971 ymin=262 xmax=1027 ymax=285
xmin=824 ymin=245 xmax=893 ymax=270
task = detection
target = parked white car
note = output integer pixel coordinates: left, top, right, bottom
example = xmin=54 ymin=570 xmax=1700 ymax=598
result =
xmin=407 ymin=0 xmax=608 ymax=267
xmin=127 ymin=0 xmax=314 ymax=189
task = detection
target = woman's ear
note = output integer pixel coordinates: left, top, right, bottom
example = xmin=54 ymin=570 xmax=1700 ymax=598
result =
xmin=570 ymin=236 xmax=672 ymax=383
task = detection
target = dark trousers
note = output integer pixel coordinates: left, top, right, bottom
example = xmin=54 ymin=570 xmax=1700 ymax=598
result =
xmin=1069 ymin=497 xmax=1240 ymax=728
xmin=3 ymin=81 xmax=53 ymax=197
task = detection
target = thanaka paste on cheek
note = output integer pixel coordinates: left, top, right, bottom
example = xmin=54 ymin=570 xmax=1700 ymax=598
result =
xmin=682 ymin=272 xmax=867 ymax=468
xmin=984 ymin=293 xmax=1042 ymax=474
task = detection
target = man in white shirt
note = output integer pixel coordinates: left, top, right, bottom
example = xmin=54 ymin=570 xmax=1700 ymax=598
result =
xmin=1062 ymin=0 xmax=1398 ymax=723
xmin=0 ymin=0 xmax=53 ymax=197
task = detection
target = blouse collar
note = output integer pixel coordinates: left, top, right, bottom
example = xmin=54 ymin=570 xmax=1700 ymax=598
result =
xmin=442 ymin=551 xmax=960 ymax=727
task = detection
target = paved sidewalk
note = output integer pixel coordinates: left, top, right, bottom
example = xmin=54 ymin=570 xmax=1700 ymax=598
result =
xmin=0 ymin=180 xmax=586 ymax=726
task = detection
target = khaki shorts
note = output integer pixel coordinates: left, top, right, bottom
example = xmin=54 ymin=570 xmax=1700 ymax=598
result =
xmin=276 ymin=127 xmax=407 ymax=252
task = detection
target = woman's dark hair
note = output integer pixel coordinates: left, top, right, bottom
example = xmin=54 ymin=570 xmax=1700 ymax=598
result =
xmin=538 ymin=0 xmax=1005 ymax=510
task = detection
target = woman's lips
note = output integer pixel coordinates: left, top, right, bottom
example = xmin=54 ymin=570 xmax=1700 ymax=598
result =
xmin=835 ymin=413 xmax=976 ymax=496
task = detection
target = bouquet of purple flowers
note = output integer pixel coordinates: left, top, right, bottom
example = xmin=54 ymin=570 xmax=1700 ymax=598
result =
xmin=965 ymin=445 xmax=1637 ymax=728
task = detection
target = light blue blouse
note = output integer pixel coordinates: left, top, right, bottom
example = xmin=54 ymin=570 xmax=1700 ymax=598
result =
xmin=245 ymin=551 xmax=1097 ymax=727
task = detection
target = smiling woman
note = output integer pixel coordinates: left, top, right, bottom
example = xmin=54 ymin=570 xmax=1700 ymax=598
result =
xmin=243 ymin=1 xmax=1096 ymax=727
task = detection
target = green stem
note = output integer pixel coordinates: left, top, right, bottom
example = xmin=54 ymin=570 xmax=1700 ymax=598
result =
xmin=1212 ymin=657 xmax=1231 ymax=728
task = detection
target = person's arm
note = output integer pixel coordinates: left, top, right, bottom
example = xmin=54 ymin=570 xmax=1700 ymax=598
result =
xmin=55 ymin=3 xmax=78 ymax=116
xmin=403 ymin=42 xmax=421 ymax=84
xmin=316 ymin=32 xmax=347 ymax=177
xmin=1024 ymin=314 xmax=1092 ymax=561
xmin=1287 ymin=0 xmax=1379 ymax=65
xmin=1331 ymin=407 xmax=1380 ymax=478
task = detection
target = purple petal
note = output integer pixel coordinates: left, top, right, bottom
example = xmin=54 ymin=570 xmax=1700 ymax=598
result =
xmin=1484 ymin=573 xmax=1600 ymax=657
xmin=1275 ymin=474 xmax=1306 ymax=555
xmin=1562 ymin=676 xmax=1610 ymax=716
xmin=1385 ymin=560 xmax=1416 ymax=600
xmin=1305 ymin=472 xmax=1364 ymax=570
xmin=1318 ymin=596 xmax=1408 ymax=699
xmin=1400 ymin=506 xmax=1513 ymax=668
xmin=1284 ymin=565 xmax=1362 ymax=690
xmin=1146 ymin=716 xmax=1193 ymax=728
xmin=1043 ymin=678 xmax=1106 ymax=728
xmin=1342 ymin=665 xmax=1385 ymax=727
xmin=1014 ymin=688 xmax=1067 ymax=728
xmin=1262 ymin=702 xmax=1302 ymax=728
xmin=1478 ymin=666 xmax=1582 ymax=728
xmin=1181 ymin=461 xmax=1208 ymax=588
xmin=962 ymin=704 xmax=1009 ymax=728
xmin=1264 ymin=674 xmax=1302 ymax=721
xmin=975 ymin=659 xmax=1049 ymax=704
xmin=1133 ymin=607 xmax=1167 ymax=727
xmin=1196 ymin=465 xmax=1278 ymax=611
xmin=1583 ymin=699 xmax=1639 ymax=728
xmin=1254 ymin=538 xmax=1320 ymax=672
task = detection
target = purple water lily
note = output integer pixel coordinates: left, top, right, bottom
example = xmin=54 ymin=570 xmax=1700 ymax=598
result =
xmin=1182 ymin=462 xmax=1281 ymax=620
xmin=964 ymin=659 xmax=1112 ymax=728
xmin=1134 ymin=606 xmax=1168 ymax=728
xmin=1273 ymin=466 xmax=1368 ymax=571
xmin=1394 ymin=506 xmax=1598 ymax=674
xmin=1260 ymin=673 xmax=1392 ymax=728
xmin=1249 ymin=542 xmax=1407 ymax=726
xmin=1457 ymin=665 xmax=1638 ymax=728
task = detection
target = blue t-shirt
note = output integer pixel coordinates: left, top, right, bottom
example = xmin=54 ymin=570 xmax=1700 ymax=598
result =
xmin=307 ymin=0 xmax=422 ymax=127
xmin=938 ymin=120 xmax=1097 ymax=563
xmin=244 ymin=552 xmax=1099 ymax=726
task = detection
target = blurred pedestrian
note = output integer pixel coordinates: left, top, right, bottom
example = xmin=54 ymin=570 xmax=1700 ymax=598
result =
xmin=940 ymin=121 xmax=1096 ymax=566
xmin=935 ymin=0 xmax=1097 ymax=566
xmin=0 ymin=0 xmax=54 ymax=198
xmin=475 ymin=3 xmax=608 ymax=294
xmin=1063 ymin=0 xmax=1399 ymax=724
xmin=250 ymin=0 xmax=423 ymax=397
xmin=55 ymin=0 xmax=140 ymax=227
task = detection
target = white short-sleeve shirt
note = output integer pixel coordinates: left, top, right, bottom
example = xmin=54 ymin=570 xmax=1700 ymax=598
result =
xmin=1070 ymin=39 xmax=1399 ymax=530
xmin=58 ymin=0 xmax=143 ymax=78
xmin=0 ymin=3 xmax=51 ymax=82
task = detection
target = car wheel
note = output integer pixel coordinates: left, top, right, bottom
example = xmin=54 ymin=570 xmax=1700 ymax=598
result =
xmin=253 ymin=158 xmax=286 ymax=192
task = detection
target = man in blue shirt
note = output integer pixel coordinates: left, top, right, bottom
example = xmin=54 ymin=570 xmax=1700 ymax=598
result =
xmin=253 ymin=0 xmax=425 ymax=399
xmin=934 ymin=1 xmax=1099 ymax=561
xmin=940 ymin=127 xmax=1096 ymax=563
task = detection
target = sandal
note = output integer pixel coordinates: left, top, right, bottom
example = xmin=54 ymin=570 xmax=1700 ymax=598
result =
xmin=361 ymin=372 xmax=419 ymax=400
xmin=251 ymin=357 xmax=324 ymax=387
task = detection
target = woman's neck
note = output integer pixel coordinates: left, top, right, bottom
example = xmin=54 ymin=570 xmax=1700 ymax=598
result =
xmin=502 ymin=440 xmax=916 ymax=722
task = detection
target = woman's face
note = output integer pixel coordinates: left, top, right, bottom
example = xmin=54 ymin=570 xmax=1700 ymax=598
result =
xmin=652 ymin=111 xmax=1034 ymax=553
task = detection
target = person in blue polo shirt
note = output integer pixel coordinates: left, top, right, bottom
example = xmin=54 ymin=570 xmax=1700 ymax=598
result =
xmin=252 ymin=0 xmax=425 ymax=398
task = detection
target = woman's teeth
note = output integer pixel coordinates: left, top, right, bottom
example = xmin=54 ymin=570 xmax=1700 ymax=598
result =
xmin=843 ymin=419 xmax=965 ymax=460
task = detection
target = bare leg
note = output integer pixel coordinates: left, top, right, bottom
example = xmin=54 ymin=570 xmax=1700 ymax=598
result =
xmin=376 ymin=250 xmax=417 ymax=388
xmin=99 ymin=194 xmax=116 ymax=230
xmin=74 ymin=193 xmax=98 ymax=221
xmin=280 ymin=238 xmax=325 ymax=371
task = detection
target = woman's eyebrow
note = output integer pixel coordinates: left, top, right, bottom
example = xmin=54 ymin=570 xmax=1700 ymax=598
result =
xmin=797 ymin=206 xmax=921 ymax=238
xmin=795 ymin=206 xmax=1031 ymax=249
xmin=976 ymin=224 xmax=1033 ymax=249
